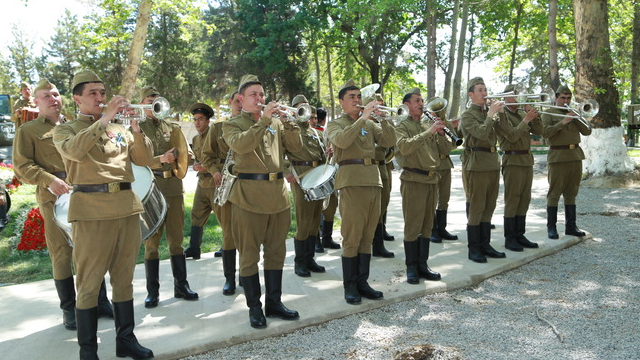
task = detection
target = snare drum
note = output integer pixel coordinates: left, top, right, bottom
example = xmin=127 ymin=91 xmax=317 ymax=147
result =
xmin=53 ymin=165 xmax=167 ymax=245
xmin=299 ymin=164 xmax=337 ymax=201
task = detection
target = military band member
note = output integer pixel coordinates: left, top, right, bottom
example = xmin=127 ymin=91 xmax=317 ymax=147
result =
xmin=285 ymin=95 xmax=327 ymax=277
xmin=12 ymin=81 xmax=37 ymax=129
xmin=223 ymin=75 xmax=303 ymax=328
xmin=184 ymin=103 xmax=216 ymax=260
xmin=201 ymin=96 xmax=239 ymax=296
xmin=13 ymin=78 xmax=114 ymax=331
xmin=316 ymin=107 xmax=341 ymax=253
xmin=461 ymin=77 xmax=506 ymax=263
xmin=137 ymin=86 xmax=198 ymax=308
xmin=313 ymin=107 xmax=326 ymax=131
xmin=495 ymin=84 xmax=543 ymax=251
xmin=542 ymin=85 xmax=591 ymax=239
xmin=327 ymin=79 xmax=396 ymax=305
xmin=395 ymin=88 xmax=445 ymax=284
xmin=53 ymin=69 xmax=154 ymax=360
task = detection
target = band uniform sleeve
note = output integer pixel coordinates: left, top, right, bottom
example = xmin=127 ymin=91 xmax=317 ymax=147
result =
xmin=396 ymin=121 xmax=432 ymax=156
xmin=461 ymin=111 xmax=497 ymax=141
xmin=496 ymin=112 xmax=530 ymax=143
xmin=12 ymin=126 xmax=56 ymax=188
xmin=280 ymin=120 xmax=303 ymax=153
xmin=541 ymin=113 xmax=564 ymax=139
xmin=530 ymin=116 xmax=544 ymax=136
xmin=223 ymin=116 xmax=269 ymax=155
xmin=129 ymin=131 xmax=154 ymax=167
xmin=327 ymin=117 xmax=367 ymax=149
xmin=53 ymin=121 xmax=106 ymax=162
xmin=373 ymin=119 xmax=396 ymax=148
xmin=201 ymin=126 xmax=223 ymax=175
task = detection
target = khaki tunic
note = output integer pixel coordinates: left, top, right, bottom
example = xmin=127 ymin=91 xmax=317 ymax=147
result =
xmin=53 ymin=113 xmax=154 ymax=309
xmin=285 ymin=122 xmax=326 ymax=240
xmin=327 ymin=114 xmax=396 ymax=257
xmin=496 ymin=108 xmax=543 ymax=217
xmin=11 ymin=96 xmax=36 ymax=129
xmin=460 ymin=104 xmax=500 ymax=225
xmin=12 ymin=114 xmax=71 ymax=279
xmin=542 ymin=107 xmax=592 ymax=206
xmin=137 ymin=118 xmax=185 ymax=259
xmin=223 ymin=112 xmax=302 ymax=276
xmin=190 ymin=126 xmax=216 ymax=228
xmin=435 ymin=121 xmax=456 ymax=210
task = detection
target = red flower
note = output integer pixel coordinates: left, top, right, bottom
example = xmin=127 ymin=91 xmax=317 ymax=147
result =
xmin=17 ymin=207 xmax=47 ymax=251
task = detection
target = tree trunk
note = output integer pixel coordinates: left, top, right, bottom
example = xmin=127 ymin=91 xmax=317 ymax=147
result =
xmin=119 ymin=0 xmax=152 ymax=99
xmin=548 ymin=0 xmax=560 ymax=91
xmin=632 ymin=2 xmax=640 ymax=102
xmin=450 ymin=0 xmax=469 ymax=119
xmin=443 ymin=0 xmax=460 ymax=103
xmin=574 ymin=0 xmax=631 ymax=177
xmin=508 ymin=1 xmax=524 ymax=84
xmin=426 ymin=1 xmax=437 ymax=100
xmin=314 ymin=46 xmax=321 ymax=103
xmin=325 ymin=44 xmax=335 ymax=120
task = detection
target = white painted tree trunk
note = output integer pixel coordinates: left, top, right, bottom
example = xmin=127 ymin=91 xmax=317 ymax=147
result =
xmin=581 ymin=127 xmax=634 ymax=177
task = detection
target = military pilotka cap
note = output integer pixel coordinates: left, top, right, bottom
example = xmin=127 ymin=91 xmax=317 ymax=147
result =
xmin=556 ymin=85 xmax=572 ymax=95
xmin=20 ymin=81 xmax=30 ymax=89
xmin=33 ymin=78 xmax=58 ymax=93
xmin=190 ymin=102 xmax=214 ymax=118
xmin=405 ymin=87 xmax=421 ymax=98
xmin=503 ymin=84 xmax=516 ymax=94
xmin=291 ymin=94 xmax=309 ymax=107
xmin=140 ymin=86 xmax=160 ymax=100
xmin=339 ymin=78 xmax=357 ymax=91
xmin=238 ymin=74 xmax=261 ymax=93
xmin=467 ymin=77 xmax=485 ymax=91
xmin=310 ymin=105 xmax=317 ymax=114
xmin=72 ymin=70 xmax=103 ymax=92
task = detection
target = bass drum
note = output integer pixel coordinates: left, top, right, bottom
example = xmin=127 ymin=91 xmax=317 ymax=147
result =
xmin=299 ymin=164 xmax=337 ymax=201
xmin=53 ymin=164 xmax=167 ymax=245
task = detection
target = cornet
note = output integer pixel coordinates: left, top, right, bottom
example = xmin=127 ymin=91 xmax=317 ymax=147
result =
xmin=258 ymin=103 xmax=312 ymax=123
xmin=100 ymin=96 xmax=171 ymax=123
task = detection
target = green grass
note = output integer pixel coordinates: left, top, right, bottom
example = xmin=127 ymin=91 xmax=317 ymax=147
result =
xmin=628 ymin=149 xmax=640 ymax=157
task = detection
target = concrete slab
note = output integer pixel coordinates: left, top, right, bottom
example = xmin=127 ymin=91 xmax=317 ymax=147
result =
xmin=0 ymin=158 xmax=590 ymax=360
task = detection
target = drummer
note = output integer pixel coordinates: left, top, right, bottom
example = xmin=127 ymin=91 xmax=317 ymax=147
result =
xmin=284 ymin=95 xmax=327 ymax=278
xmin=12 ymin=78 xmax=114 ymax=331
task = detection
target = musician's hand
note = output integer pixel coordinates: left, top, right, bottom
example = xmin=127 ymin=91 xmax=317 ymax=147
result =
xmin=48 ymin=178 xmax=70 ymax=196
xmin=213 ymin=172 xmax=222 ymax=187
xmin=429 ymin=120 xmax=446 ymax=135
xmin=130 ymin=119 xmax=141 ymax=133
xmin=263 ymin=101 xmax=280 ymax=119
xmin=360 ymin=100 xmax=377 ymax=121
xmin=161 ymin=147 xmax=176 ymax=164
xmin=487 ymin=100 xmax=505 ymax=118
xmin=326 ymin=146 xmax=334 ymax=157
xmin=523 ymin=108 xmax=538 ymax=123
xmin=450 ymin=118 xmax=460 ymax=129
xmin=285 ymin=173 xmax=296 ymax=184
xmin=193 ymin=162 xmax=205 ymax=172
xmin=101 ymin=96 xmax=129 ymax=127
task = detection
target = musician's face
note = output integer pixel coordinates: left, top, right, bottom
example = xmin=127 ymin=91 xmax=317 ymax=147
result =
xmin=469 ymin=84 xmax=487 ymax=106
xmin=193 ymin=113 xmax=210 ymax=134
xmin=556 ymin=93 xmax=571 ymax=107
xmin=309 ymin=113 xmax=318 ymax=126
xmin=73 ymin=82 xmax=106 ymax=116
xmin=142 ymin=95 xmax=158 ymax=119
xmin=238 ymin=85 xmax=265 ymax=114
xmin=339 ymin=89 xmax=362 ymax=115
xmin=405 ymin=94 xmax=424 ymax=119
xmin=34 ymin=88 xmax=62 ymax=120
xmin=21 ymin=87 xmax=31 ymax=99
xmin=229 ymin=94 xmax=242 ymax=116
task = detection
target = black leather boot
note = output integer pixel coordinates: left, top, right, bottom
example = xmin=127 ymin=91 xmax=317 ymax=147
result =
xmin=418 ymin=237 xmax=441 ymax=280
xmin=214 ymin=247 xmax=223 ymax=257
xmin=465 ymin=202 xmax=469 ymax=219
xmin=430 ymin=214 xmax=442 ymax=243
xmin=222 ymin=249 xmax=237 ymax=295
xmin=184 ymin=225 xmax=202 ymax=259
xmin=547 ymin=206 xmax=560 ymax=239
xmin=515 ymin=215 xmax=538 ymax=248
xmin=480 ymin=222 xmax=506 ymax=258
xmin=144 ymin=259 xmax=159 ymax=308
xmin=341 ymin=256 xmax=361 ymax=305
xmin=382 ymin=213 xmax=395 ymax=241
xmin=467 ymin=225 xmax=487 ymax=263
xmin=240 ymin=273 xmax=266 ymax=329
xmin=321 ymin=220 xmax=341 ymax=249
xmin=294 ymin=238 xmax=310 ymax=277
xmin=356 ymin=253 xmax=383 ymax=300
xmin=306 ymin=236 xmax=326 ymax=273
xmin=113 ymin=300 xmax=154 ymax=359
xmin=264 ymin=269 xmax=299 ymax=320
xmin=565 ymin=205 xmax=586 ymax=237
xmin=372 ymin=223 xmax=394 ymax=258
xmin=403 ymin=241 xmax=420 ymax=284
xmin=437 ymin=209 xmax=458 ymax=240
xmin=76 ymin=307 xmax=99 ymax=360
xmin=504 ymin=217 xmax=523 ymax=252
xmin=54 ymin=276 xmax=76 ymax=330
xmin=171 ymin=255 xmax=199 ymax=300
xmin=97 ymin=279 xmax=113 ymax=319
xmin=315 ymin=230 xmax=325 ymax=253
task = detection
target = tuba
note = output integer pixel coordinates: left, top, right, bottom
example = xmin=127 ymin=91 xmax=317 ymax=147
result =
xmin=214 ymin=149 xmax=237 ymax=206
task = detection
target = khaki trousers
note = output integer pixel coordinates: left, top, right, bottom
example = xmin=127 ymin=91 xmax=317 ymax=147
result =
xmin=190 ymin=185 xmax=215 ymax=227
xmin=547 ymin=161 xmax=582 ymax=206
xmin=502 ymin=165 xmax=533 ymax=217
xmin=401 ymin=180 xmax=438 ymax=241
xmin=291 ymin=181 xmax=323 ymax=239
xmin=468 ymin=170 xmax=500 ymax=225
xmin=339 ymin=186 xmax=381 ymax=257
xmin=378 ymin=164 xmax=392 ymax=223
xmin=322 ymin=192 xmax=338 ymax=221
xmin=436 ymin=169 xmax=452 ymax=210
xmin=144 ymin=195 xmax=185 ymax=259
xmin=213 ymin=201 xmax=235 ymax=250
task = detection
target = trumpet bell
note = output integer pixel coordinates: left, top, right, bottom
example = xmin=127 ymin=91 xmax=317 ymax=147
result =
xmin=151 ymin=97 xmax=171 ymax=119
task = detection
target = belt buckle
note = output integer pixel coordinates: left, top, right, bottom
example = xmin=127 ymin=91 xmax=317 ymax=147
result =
xmin=164 ymin=170 xmax=172 ymax=178
xmin=569 ymin=144 xmax=576 ymax=149
xmin=490 ymin=147 xmax=496 ymax=152
xmin=364 ymin=158 xmax=372 ymax=166
xmin=312 ymin=161 xmax=319 ymax=167
xmin=269 ymin=173 xmax=277 ymax=181
xmin=108 ymin=182 xmax=120 ymax=193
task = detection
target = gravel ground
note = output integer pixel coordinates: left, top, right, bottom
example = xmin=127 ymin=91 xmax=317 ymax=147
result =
xmin=183 ymin=160 xmax=640 ymax=360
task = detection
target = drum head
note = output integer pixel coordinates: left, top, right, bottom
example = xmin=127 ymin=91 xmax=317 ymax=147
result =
xmin=300 ymin=164 xmax=336 ymax=189
xmin=132 ymin=164 xmax=153 ymax=201
xmin=53 ymin=193 xmax=72 ymax=235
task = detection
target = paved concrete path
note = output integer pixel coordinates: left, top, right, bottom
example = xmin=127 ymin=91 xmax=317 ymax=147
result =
xmin=0 ymin=157 xmax=589 ymax=360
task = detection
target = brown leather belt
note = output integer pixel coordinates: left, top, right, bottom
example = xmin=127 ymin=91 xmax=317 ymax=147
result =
xmin=51 ymin=171 xmax=67 ymax=179
xmin=550 ymin=144 xmax=579 ymax=150
xmin=439 ymin=154 xmax=449 ymax=159
xmin=338 ymin=158 xmax=379 ymax=166
xmin=503 ymin=150 xmax=530 ymax=155
xmin=152 ymin=170 xmax=174 ymax=178
xmin=291 ymin=160 xmax=321 ymax=167
xmin=237 ymin=172 xmax=283 ymax=181
xmin=402 ymin=167 xmax=436 ymax=176
xmin=200 ymin=173 xmax=213 ymax=178
xmin=466 ymin=146 xmax=497 ymax=153
xmin=73 ymin=182 xmax=132 ymax=193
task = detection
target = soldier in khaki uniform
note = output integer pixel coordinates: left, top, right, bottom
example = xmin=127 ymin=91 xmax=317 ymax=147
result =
xmin=495 ymin=84 xmax=543 ymax=251
xmin=12 ymin=81 xmax=37 ymax=129
xmin=542 ymin=85 xmax=591 ymax=238
xmin=53 ymin=70 xmax=154 ymax=360
xmin=460 ymin=77 xmax=506 ymax=263
xmin=223 ymin=75 xmax=303 ymax=329
xmin=327 ymin=79 xmax=396 ymax=305
xmin=13 ymin=78 xmax=116 ymax=331
xmin=137 ymin=86 xmax=199 ymax=308
xmin=284 ymin=95 xmax=327 ymax=277
xmin=395 ymin=88 xmax=446 ymax=284
xmin=316 ymin=106 xmax=341 ymax=253
xmin=184 ymin=103 xmax=215 ymax=260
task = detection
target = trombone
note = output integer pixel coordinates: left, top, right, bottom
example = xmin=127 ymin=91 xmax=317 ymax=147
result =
xmin=423 ymin=97 xmax=463 ymax=146
xmin=258 ymin=102 xmax=312 ymax=123
xmin=100 ymin=96 xmax=171 ymax=122
xmin=537 ymin=99 xmax=598 ymax=128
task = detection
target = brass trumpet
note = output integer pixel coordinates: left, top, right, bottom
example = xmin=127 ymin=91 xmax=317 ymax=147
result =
xmin=100 ymin=96 xmax=171 ymax=122
xmin=423 ymin=97 xmax=463 ymax=146
xmin=258 ymin=102 xmax=312 ymax=122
